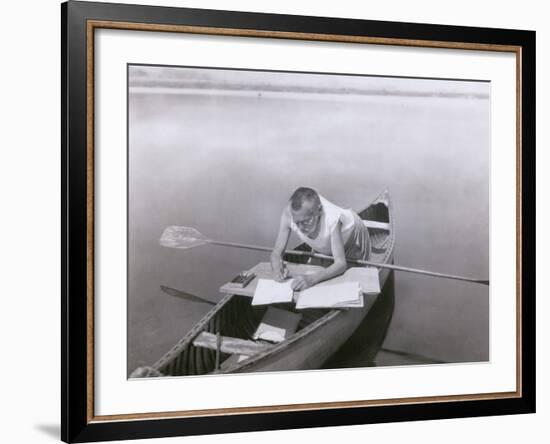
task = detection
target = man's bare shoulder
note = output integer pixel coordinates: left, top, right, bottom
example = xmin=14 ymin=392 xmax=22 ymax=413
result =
xmin=280 ymin=205 xmax=292 ymax=226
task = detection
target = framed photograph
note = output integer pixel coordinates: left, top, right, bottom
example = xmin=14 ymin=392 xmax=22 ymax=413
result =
xmin=62 ymin=1 xmax=535 ymax=442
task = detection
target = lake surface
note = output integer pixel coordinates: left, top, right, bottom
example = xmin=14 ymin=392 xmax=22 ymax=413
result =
xmin=127 ymin=67 xmax=490 ymax=374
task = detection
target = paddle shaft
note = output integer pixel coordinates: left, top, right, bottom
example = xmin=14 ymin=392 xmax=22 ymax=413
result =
xmin=208 ymin=240 xmax=489 ymax=286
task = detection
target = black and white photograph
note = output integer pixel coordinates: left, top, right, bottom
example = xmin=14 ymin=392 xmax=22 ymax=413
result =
xmin=127 ymin=64 xmax=490 ymax=378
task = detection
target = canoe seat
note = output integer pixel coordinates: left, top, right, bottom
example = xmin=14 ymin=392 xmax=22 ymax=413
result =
xmin=363 ymin=220 xmax=390 ymax=231
xmin=192 ymin=331 xmax=271 ymax=356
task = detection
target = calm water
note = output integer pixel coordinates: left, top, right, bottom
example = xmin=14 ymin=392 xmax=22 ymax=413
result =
xmin=128 ymin=72 xmax=490 ymax=374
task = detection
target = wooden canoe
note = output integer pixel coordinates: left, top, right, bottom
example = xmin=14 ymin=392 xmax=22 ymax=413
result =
xmin=132 ymin=188 xmax=395 ymax=377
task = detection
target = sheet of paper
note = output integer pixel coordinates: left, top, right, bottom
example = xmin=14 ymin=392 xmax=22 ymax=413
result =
xmin=319 ymin=267 xmax=380 ymax=294
xmin=254 ymin=324 xmax=287 ymax=342
xmin=251 ymin=278 xmax=294 ymax=306
xmin=333 ymin=293 xmax=364 ymax=308
xmin=296 ymin=282 xmax=362 ymax=309
xmin=253 ymin=307 xmax=303 ymax=342
xmin=343 ymin=267 xmax=380 ymax=294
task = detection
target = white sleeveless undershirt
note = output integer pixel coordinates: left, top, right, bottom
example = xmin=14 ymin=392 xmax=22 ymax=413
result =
xmin=289 ymin=194 xmax=356 ymax=256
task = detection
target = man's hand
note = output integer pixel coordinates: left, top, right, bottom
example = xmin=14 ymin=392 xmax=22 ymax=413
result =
xmin=291 ymin=274 xmax=317 ymax=291
xmin=271 ymin=210 xmax=292 ymax=282
xmin=272 ymin=260 xmax=289 ymax=282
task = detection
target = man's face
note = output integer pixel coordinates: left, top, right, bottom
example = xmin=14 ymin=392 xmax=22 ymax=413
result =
xmin=291 ymin=199 xmax=321 ymax=237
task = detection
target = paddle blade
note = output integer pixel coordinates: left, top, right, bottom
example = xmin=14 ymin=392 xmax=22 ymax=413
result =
xmin=159 ymin=226 xmax=210 ymax=249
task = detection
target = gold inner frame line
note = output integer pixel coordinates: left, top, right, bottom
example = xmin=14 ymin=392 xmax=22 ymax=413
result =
xmin=85 ymin=19 xmax=523 ymax=423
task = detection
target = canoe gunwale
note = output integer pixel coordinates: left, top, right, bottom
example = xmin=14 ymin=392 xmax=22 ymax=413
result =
xmin=212 ymin=308 xmax=342 ymax=373
xmin=151 ymin=292 xmax=236 ymax=372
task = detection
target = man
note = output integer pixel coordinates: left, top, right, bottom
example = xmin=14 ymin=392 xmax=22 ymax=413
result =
xmin=270 ymin=187 xmax=371 ymax=291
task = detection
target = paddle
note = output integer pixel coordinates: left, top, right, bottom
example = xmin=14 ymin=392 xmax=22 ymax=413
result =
xmin=159 ymin=226 xmax=489 ymax=286
xmin=160 ymin=285 xmax=217 ymax=305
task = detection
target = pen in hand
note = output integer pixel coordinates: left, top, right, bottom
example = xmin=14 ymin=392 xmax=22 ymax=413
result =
xmin=281 ymin=262 xmax=289 ymax=280
xmin=274 ymin=261 xmax=289 ymax=282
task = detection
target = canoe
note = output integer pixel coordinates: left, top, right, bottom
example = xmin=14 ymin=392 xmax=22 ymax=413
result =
xmin=132 ymin=188 xmax=395 ymax=377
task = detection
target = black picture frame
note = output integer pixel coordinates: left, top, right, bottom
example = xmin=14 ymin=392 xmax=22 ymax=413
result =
xmin=61 ymin=1 xmax=536 ymax=442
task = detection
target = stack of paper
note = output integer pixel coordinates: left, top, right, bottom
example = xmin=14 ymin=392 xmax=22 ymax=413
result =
xmin=251 ymin=279 xmax=294 ymax=306
xmin=251 ymin=268 xmax=380 ymax=309
xmin=296 ymin=282 xmax=363 ymax=309
xmin=328 ymin=267 xmax=381 ymax=294
xmin=253 ymin=307 xmax=302 ymax=343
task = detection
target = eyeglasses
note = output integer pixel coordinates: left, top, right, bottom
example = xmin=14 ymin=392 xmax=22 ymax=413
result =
xmin=295 ymin=214 xmax=316 ymax=227
xmin=294 ymin=208 xmax=321 ymax=227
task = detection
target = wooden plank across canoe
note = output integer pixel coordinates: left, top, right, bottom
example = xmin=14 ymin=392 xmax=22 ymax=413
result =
xmin=362 ymin=220 xmax=390 ymax=231
xmin=219 ymin=262 xmax=324 ymax=298
xmin=193 ymin=331 xmax=272 ymax=355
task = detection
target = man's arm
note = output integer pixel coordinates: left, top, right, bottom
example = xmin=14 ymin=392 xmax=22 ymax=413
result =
xmin=292 ymin=221 xmax=347 ymax=291
xmin=270 ymin=209 xmax=292 ymax=281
